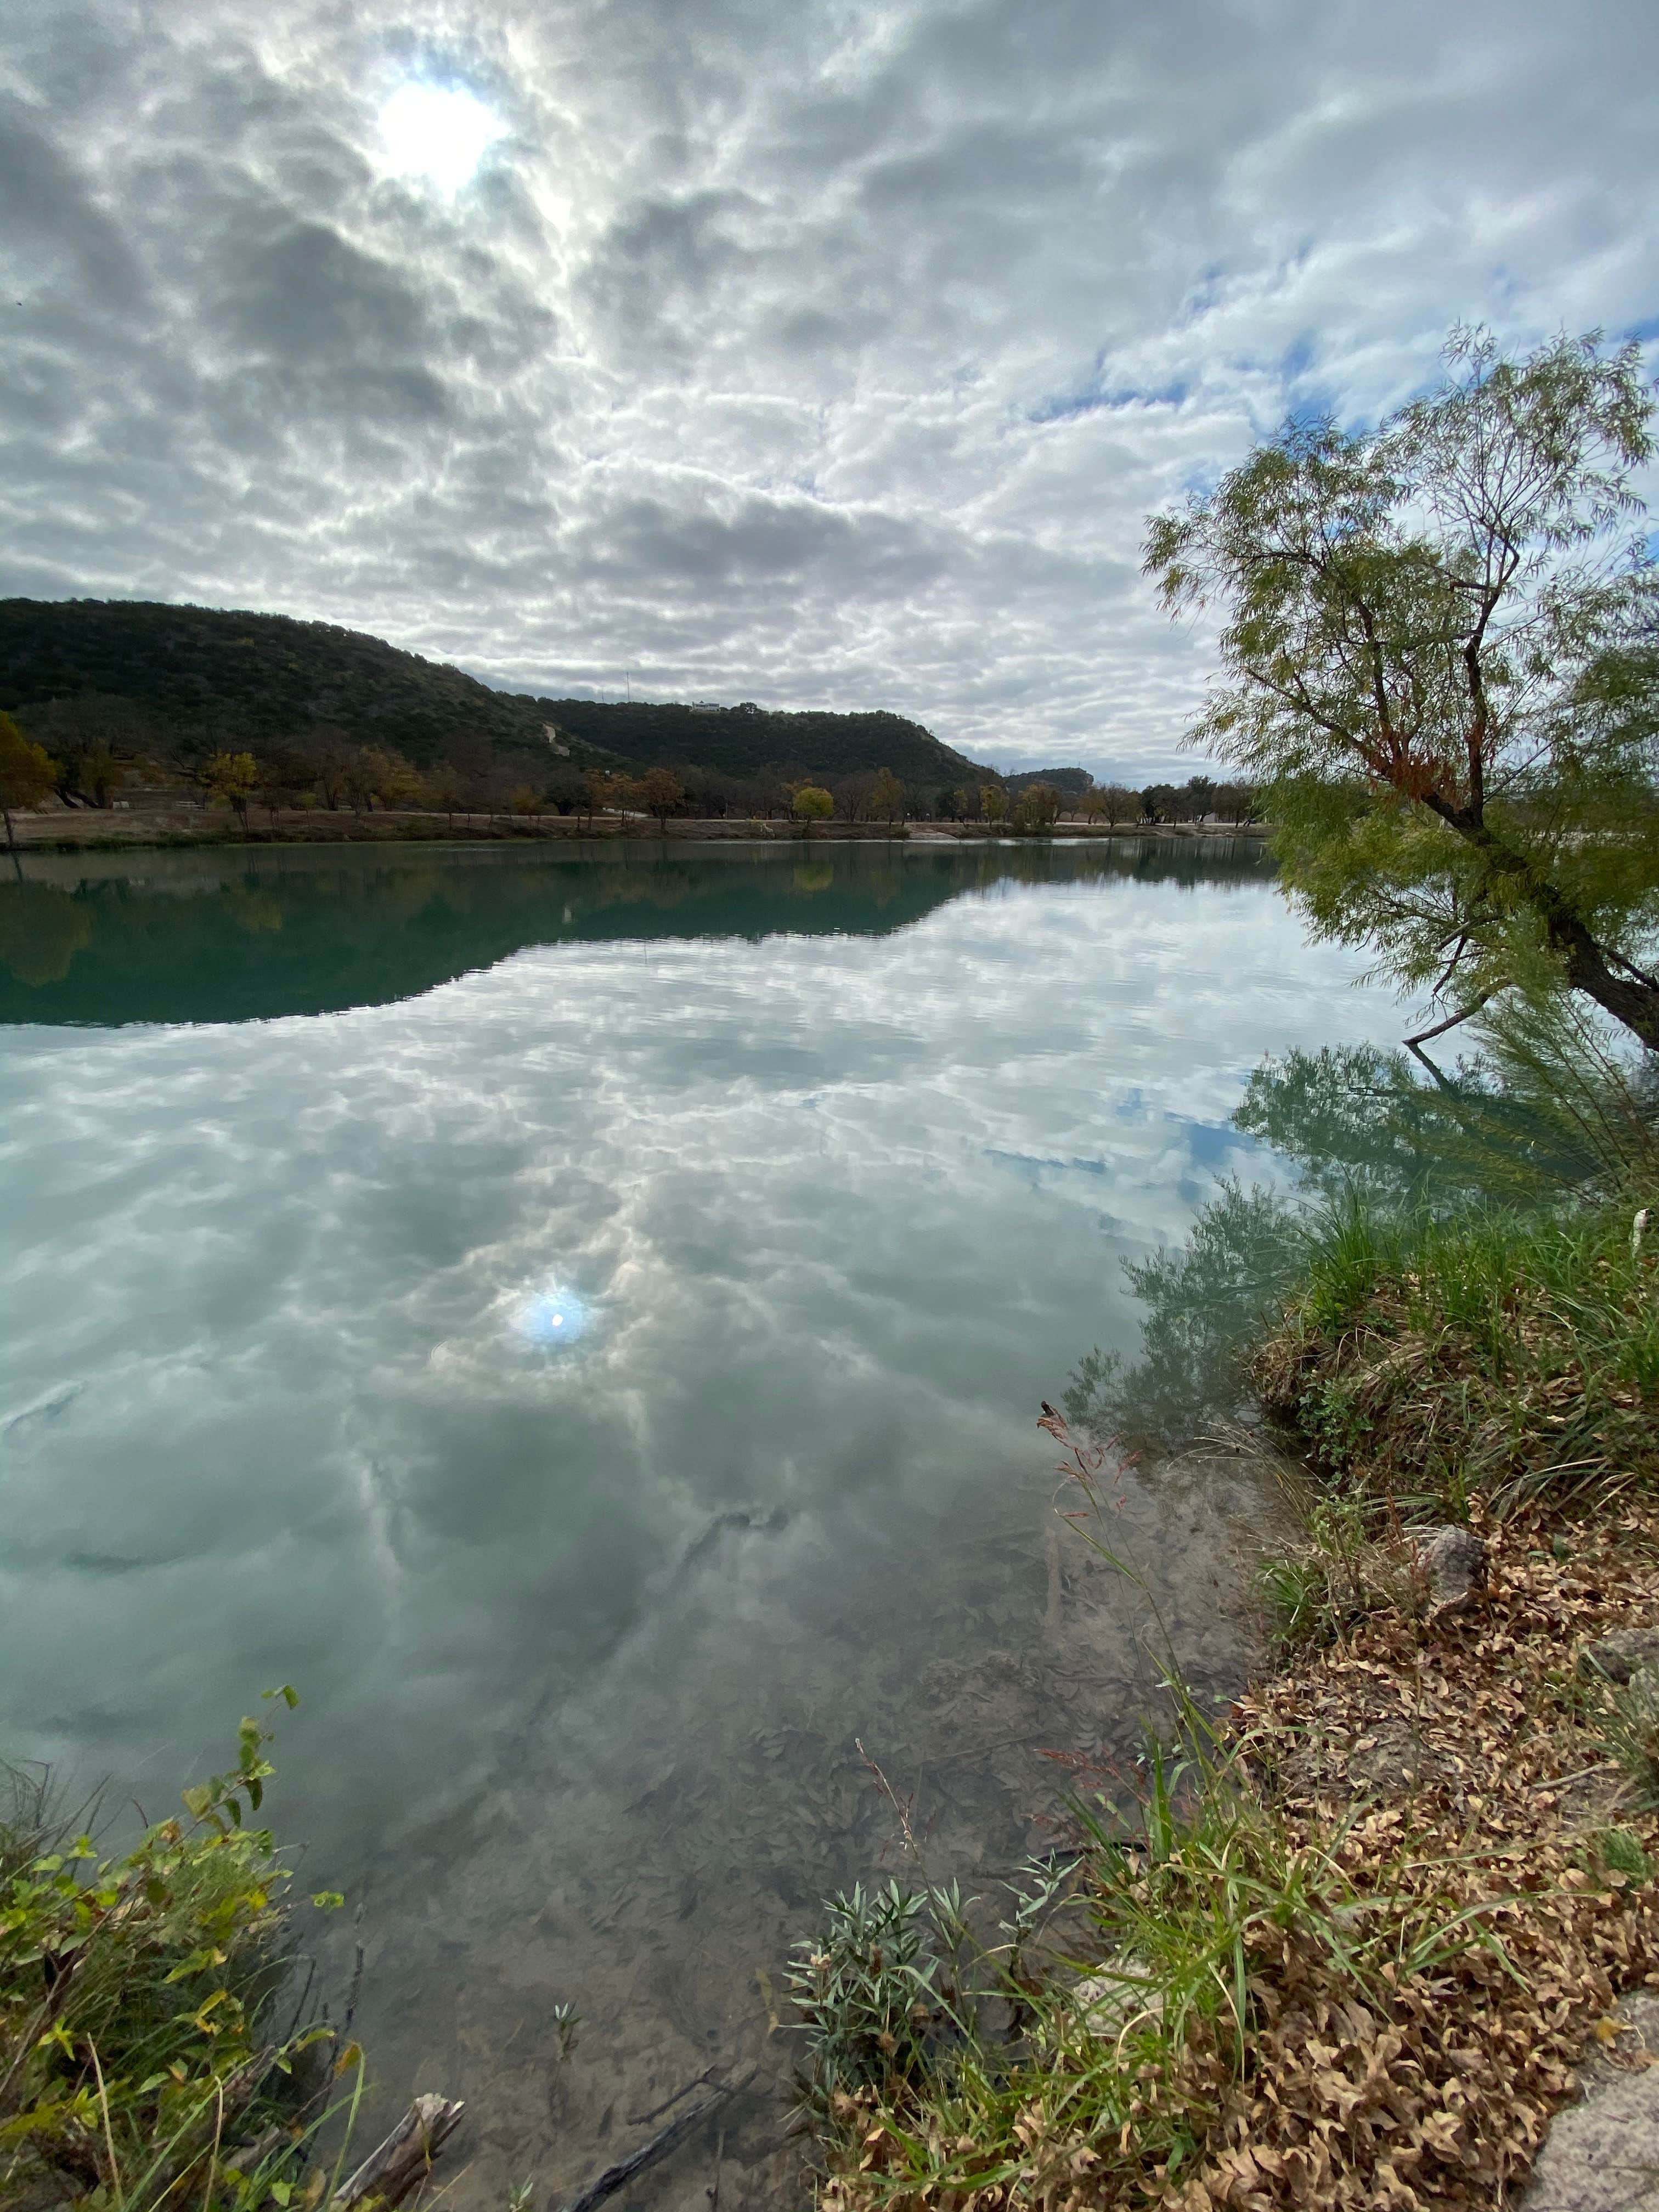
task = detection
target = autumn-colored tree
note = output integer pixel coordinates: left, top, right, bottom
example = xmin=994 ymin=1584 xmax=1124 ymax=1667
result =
xmin=792 ymin=785 xmax=834 ymax=833
xmin=864 ymin=766 xmax=906 ymax=826
xmin=507 ymin=783 xmax=546 ymax=816
xmin=0 ymin=713 xmax=58 ymax=850
xmin=1010 ymin=781 xmax=1062 ymax=833
xmin=424 ymin=764 xmax=471 ymax=828
xmin=357 ymin=744 xmax=423 ymax=811
xmin=203 ymin=750 xmax=258 ymax=832
xmin=639 ymin=766 xmax=685 ymax=822
xmin=979 ymin=783 xmax=1008 ymax=830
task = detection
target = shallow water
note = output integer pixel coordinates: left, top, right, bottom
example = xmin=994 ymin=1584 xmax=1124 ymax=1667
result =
xmin=0 ymin=839 xmax=1407 ymax=2207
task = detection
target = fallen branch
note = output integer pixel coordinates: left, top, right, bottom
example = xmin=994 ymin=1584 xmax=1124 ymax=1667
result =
xmin=561 ymin=2070 xmax=754 ymax=2212
xmin=627 ymin=2067 xmax=720 ymax=2126
xmin=336 ymin=2094 xmax=466 ymax=2210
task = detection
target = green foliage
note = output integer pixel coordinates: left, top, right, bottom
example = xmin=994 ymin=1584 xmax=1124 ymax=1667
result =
xmin=1008 ymin=782 xmax=1061 ymax=834
xmin=205 ymin=751 xmax=259 ymax=825
xmin=1253 ymin=1491 xmax=1377 ymax=1654
xmin=545 ymin=699 xmax=986 ymax=787
xmin=792 ymin=784 xmax=834 ymax=823
xmin=787 ymin=1882 xmax=945 ymax=2101
xmin=800 ymin=1713 xmax=1513 ymax=2207
xmin=1255 ymin=1191 xmax=1659 ymax=1511
xmin=1144 ymin=326 xmax=1659 ymax=1050
xmin=1595 ymin=1679 xmax=1659 ymax=1814
xmin=1593 ymin=1825 xmax=1654 ymax=1883
xmin=0 ymin=1696 xmax=351 ymax=2212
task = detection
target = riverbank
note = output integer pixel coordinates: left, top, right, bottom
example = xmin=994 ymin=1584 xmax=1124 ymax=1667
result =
xmin=4 ymin=805 xmax=1266 ymax=855
xmin=802 ymin=1189 xmax=1659 ymax=2210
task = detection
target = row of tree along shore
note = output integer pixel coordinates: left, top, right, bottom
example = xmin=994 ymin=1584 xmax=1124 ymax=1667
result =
xmin=0 ymin=798 xmax=1267 ymax=854
xmin=0 ymin=715 xmax=1258 ymax=849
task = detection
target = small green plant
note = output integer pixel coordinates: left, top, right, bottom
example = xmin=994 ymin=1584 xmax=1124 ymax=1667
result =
xmin=785 ymin=1882 xmax=944 ymax=2103
xmin=550 ymin=2003 xmax=579 ymax=2063
xmin=0 ymin=1691 xmax=357 ymax=2212
xmin=1594 ymin=1825 xmax=1653 ymax=1883
xmin=1598 ymin=1675 xmax=1659 ymax=1812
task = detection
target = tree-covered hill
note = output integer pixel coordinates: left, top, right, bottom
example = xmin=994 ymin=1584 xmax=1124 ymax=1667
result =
xmin=0 ymin=598 xmax=603 ymax=769
xmin=542 ymin=697 xmax=992 ymax=785
xmin=0 ymin=599 xmax=995 ymax=788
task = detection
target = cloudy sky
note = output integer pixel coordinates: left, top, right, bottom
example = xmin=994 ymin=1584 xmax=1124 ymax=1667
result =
xmin=2 ymin=0 xmax=1655 ymax=777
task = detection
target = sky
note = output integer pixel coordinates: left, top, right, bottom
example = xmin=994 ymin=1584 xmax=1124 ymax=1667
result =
xmin=2 ymin=1 xmax=1655 ymax=780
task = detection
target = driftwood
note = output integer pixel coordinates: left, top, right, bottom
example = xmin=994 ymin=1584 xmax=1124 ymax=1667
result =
xmin=561 ymin=2069 xmax=754 ymax=2212
xmin=336 ymin=2094 xmax=467 ymax=2210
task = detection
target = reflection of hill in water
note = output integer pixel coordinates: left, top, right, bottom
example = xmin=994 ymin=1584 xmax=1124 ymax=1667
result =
xmin=1 ymin=838 xmax=1272 ymax=1028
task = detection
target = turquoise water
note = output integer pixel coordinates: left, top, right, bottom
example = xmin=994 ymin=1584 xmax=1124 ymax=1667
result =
xmin=0 ymin=839 xmax=1406 ymax=2206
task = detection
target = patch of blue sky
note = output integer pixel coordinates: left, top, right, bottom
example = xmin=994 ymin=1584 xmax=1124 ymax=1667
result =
xmin=1174 ymin=1116 xmax=1255 ymax=1172
xmin=1624 ymin=314 xmax=1659 ymax=346
xmin=1176 ymin=266 xmax=1228 ymax=326
xmin=982 ymin=1146 xmax=1111 ymax=1186
xmin=1027 ymin=377 xmax=1190 ymax=427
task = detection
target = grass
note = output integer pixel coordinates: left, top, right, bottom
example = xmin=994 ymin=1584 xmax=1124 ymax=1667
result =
xmin=1254 ymin=1191 xmax=1659 ymax=1514
xmin=798 ymin=1169 xmax=1659 ymax=2210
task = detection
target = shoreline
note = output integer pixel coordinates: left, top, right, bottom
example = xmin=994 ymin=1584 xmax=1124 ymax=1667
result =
xmin=810 ymin=1194 xmax=1659 ymax=2210
xmin=4 ymin=807 xmax=1268 ymax=856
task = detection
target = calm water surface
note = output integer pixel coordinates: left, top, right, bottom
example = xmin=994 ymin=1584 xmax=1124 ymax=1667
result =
xmin=0 ymin=840 xmax=1406 ymax=2207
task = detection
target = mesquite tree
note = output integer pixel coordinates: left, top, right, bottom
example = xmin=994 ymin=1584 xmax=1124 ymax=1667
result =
xmin=1144 ymin=329 xmax=1659 ymax=1051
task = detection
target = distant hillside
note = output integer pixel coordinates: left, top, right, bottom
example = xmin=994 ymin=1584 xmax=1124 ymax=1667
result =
xmin=541 ymin=697 xmax=990 ymax=786
xmin=0 ymin=599 xmax=605 ymax=770
xmin=0 ymin=599 xmax=994 ymax=790
xmin=1003 ymin=766 xmax=1093 ymax=797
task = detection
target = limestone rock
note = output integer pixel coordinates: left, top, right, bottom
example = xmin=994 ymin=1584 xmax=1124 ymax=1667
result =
xmin=1521 ymin=1991 xmax=1659 ymax=2211
xmin=1579 ymin=1629 xmax=1659 ymax=1688
xmin=1408 ymin=1523 xmax=1488 ymax=1613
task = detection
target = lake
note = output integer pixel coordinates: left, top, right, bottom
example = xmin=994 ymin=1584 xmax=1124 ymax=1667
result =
xmin=0 ymin=838 xmax=1407 ymax=2208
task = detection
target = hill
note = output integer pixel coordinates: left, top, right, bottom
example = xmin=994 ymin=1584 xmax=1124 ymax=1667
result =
xmin=0 ymin=600 xmax=994 ymax=791
xmin=541 ymin=697 xmax=990 ymax=787
xmin=0 ymin=599 xmax=603 ymax=771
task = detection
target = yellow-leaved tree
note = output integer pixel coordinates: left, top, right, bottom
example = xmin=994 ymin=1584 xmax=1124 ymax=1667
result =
xmin=0 ymin=713 xmax=58 ymax=850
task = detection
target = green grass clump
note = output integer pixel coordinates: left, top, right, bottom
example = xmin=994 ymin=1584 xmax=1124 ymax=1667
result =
xmin=795 ymin=1725 xmax=1516 ymax=2211
xmin=1254 ymin=1192 xmax=1659 ymax=1513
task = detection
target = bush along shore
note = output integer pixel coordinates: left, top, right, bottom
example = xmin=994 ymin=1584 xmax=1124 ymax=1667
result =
xmin=0 ymin=1694 xmax=466 ymax=2212
xmin=793 ymin=1173 xmax=1659 ymax=2211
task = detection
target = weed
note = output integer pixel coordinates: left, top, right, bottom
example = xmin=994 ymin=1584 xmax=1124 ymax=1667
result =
xmin=0 ymin=1696 xmax=363 ymax=2212
xmin=1255 ymin=1189 xmax=1659 ymax=1514
xmin=1593 ymin=1826 xmax=1654 ymax=1884
xmin=1598 ymin=1675 xmax=1659 ymax=1811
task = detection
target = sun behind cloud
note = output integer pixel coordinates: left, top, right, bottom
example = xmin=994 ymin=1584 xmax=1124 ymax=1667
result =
xmin=377 ymin=82 xmax=504 ymax=196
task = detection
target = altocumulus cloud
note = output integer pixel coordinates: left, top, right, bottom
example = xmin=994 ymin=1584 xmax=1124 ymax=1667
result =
xmin=1 ymin=0 xmax=1655 ymax=777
